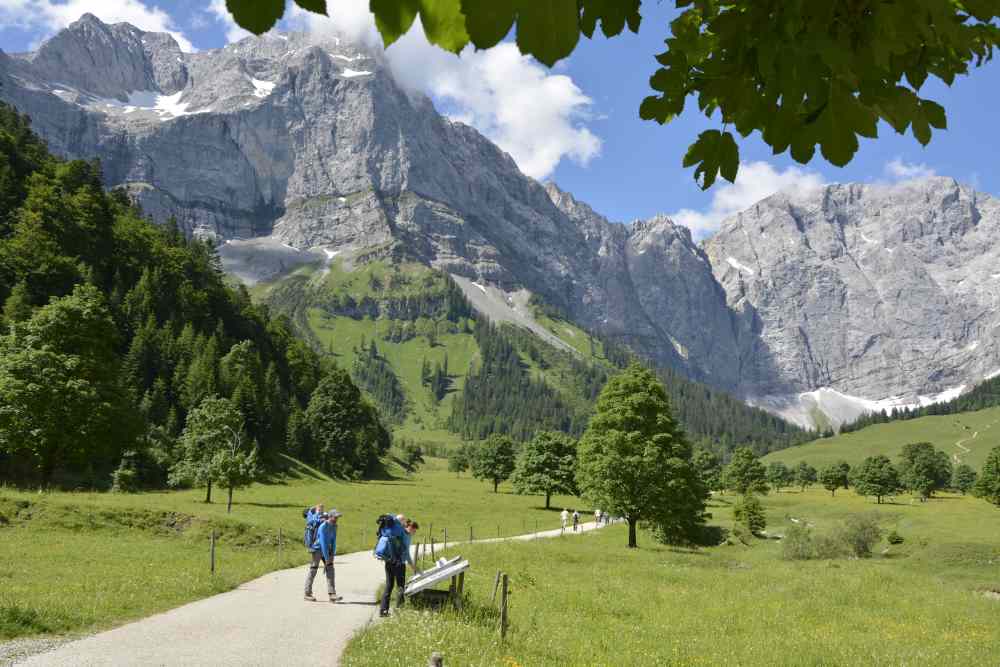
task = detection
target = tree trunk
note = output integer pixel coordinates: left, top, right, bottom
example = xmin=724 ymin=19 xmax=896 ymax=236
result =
xmin=830 ymin=489 xmax=835 ymax=497
xmin=627 ymin=518 xmax=637 ymax=548
xmin=227 ymin=486 xmax=233 ymax=513
xmin=545 ymin=491 xmax=551 ymax=509
xmin=205 ymin=480 xmax=213 ymax=504
xmin=493 ymin=479 xmax=499 ymax=493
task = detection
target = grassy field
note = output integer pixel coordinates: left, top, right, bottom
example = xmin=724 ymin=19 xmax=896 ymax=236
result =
xmin=307 ymin=309 xmax=479 ymax=447
xmin=344 ymin=488 xmax=1000 ymax=666
xmin=764 ymin=406 xmax=1000 ymax=469
xmin=0 ymin=458 xmax=584 ymax=641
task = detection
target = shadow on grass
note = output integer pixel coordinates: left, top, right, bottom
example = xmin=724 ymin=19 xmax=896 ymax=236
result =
xmin=239 ymin=502 xmax=304 ymax=510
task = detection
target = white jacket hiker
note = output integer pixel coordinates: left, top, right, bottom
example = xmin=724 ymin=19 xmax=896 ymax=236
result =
xmin=560 ymin=509 xmax=569 ymax=529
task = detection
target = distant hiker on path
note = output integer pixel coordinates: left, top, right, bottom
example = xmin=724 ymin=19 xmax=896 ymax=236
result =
xmin=572 ymin=510 xmax=580 ymax=532
xmin=560 ymin=509 xmax=569 ymax=530
xmin=304 ymin=510 xmax=342 ymax=603
xmin=594 ymin=509 xmax=601 ymax=526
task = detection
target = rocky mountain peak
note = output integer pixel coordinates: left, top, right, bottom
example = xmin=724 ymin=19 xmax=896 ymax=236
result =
xmin=28 ymin=13 xmax=186 ymax=99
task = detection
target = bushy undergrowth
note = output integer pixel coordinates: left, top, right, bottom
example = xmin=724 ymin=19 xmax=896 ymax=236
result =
xmin=781 ymin=513 xmax=884 ymax=560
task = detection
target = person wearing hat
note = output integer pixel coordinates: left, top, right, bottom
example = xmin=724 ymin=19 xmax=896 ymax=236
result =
xmin=304 ymin=510 xmax=342 ymax=603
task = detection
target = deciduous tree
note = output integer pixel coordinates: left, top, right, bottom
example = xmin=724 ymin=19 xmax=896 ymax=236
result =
xmin=898 ymin=442 xmax=952 ymax=500
xmin=820 ymin=463 xmax=849 ymax=497
xmin=853 ymin=455 xmax=901 ymax=504
xmin=973 ymin=446 xmax=1000 ymax=506
xmin=576 ymin=363 xmax=707 ymax=548
xmin=952 ymin=463 xmax=977 ymax=495
xmin=766 ymin=461 xmax=792 ymax=493
xmin=794 ymin=461 xmax=818 ymax=492
xmin=0 ymin=284 xmax=136 ymax=481
xmin=169 ymin=396 xmax=243 ymax=503
xmin=724 ymin=447 xmax=769 ymax=495
xmin=511 ymin=431 xmax=578 ymax=509
xmin=471 ymin=434 xmax=517 ymax=493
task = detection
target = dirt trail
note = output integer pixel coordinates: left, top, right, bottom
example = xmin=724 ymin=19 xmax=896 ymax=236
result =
xmin=952 ymin=418 xmax=999 ymax=463
xmin=15 ymin=521 xmax=605 ymax=666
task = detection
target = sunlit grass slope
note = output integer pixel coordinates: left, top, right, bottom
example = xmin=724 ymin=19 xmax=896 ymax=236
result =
xmin=345 ymin=488 xmax=1000 ymax=666
xmin=764 ymin=406 xmax=1000 ymax=469
xmin=0 ymin=458 xmax=583 ymax=640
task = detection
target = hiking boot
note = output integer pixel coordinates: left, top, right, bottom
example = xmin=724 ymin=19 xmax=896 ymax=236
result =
xmin=378 ymin=611 xmax=390 ymax=618
xmin=304 ymin=594 xmax=316 ymax=602
xmin=329 ymin=595 xmax=343 ymax=603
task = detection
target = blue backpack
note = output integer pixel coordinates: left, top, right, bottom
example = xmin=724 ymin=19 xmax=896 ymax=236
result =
xmin=373 ymin=514 xmax=405 ymax=563
xmin=303 ymin=509 xmax=323 ymax=549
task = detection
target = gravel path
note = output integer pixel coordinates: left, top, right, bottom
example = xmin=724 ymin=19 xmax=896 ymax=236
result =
xmin=14 ymin=521 xmax=603 ymax=666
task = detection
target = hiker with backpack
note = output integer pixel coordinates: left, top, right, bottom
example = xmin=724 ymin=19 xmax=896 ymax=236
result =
xmin=304 ymin=510 xmax=342 ymax=603
xmin=374 ymin=514 xmax=420 ymax=617
xmin=572 ymin=509 xmax=580 ymax=532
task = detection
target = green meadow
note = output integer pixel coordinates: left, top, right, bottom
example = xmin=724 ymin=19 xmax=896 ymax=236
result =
xmin=0 ymin=458 xmax=582 ymax=641
xmin=344 ymin=488 xmax=1000 ymax=666
xmin=764 ymin=406 xmax=1000 ymax=469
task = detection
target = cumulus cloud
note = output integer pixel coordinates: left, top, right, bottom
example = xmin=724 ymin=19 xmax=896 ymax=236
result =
xmin=206 ymin=0 xmax=253 ymax=44
xmin=884 ymin=158 xmax=937 ymax=182
xmin=671 ymin=161 xmax=826 ymax=240
xmin=0 ymin=0 xmax=195 ymax=51
xmin=283 ymin=1 xmax=600 ymax=180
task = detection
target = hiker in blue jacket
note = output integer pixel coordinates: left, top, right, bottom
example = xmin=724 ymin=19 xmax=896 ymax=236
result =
xmin=379 ymin=517 xmax=420 ymax=617
xmin=304 ymin=510 xmax=342 ymax=603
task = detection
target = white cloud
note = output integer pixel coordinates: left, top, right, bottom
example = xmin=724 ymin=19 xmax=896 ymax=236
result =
xmin=206 ymin=0 xmax=252 ymax=44
xmin=285 ymin=2 xmax=600 ymax=180
xmin=671 ymin=161 xmax=825 ymax=240
xmin=0 ymin=0 xmax=195 ymax=52
xmin=884 ymin=158 xmax=936 ymax=181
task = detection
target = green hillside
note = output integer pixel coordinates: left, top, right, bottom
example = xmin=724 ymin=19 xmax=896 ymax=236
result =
xmin=255 ymin=249 xmax=814 ymax=455
xmin=764 ymin=405 xmax=1000 ymax=469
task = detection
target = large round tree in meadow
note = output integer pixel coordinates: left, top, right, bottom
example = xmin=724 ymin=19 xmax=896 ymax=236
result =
xmin=577 ymin=363 xmax=707 ymax=548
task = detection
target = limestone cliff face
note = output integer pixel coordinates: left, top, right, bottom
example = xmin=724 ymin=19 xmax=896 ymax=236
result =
xmin=5 ymin=15 xmax=999 ymax=427
xmin=703 ymin=179 xmax=1000 ymax=416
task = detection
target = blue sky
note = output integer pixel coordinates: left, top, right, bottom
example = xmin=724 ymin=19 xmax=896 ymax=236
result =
xmin=1 ymin=0 xmax=998 ymax=236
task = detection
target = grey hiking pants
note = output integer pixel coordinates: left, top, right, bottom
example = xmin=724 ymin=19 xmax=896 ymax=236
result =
xmin=304 ymin=550 xmax=336 ymax=597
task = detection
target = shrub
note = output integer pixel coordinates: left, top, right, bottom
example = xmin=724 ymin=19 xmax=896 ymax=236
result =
xmin=733 ymin=494 xmax=766 ymax=535
xmin=887 ymin=530 xmax=904 ymax=545
xmin=833 ymin=514 xmax=884 ymax=558
xmin=110 ymin=451 xmax=141 ymax=493
xmin=781 ymin=523 xmax=815 ymax=560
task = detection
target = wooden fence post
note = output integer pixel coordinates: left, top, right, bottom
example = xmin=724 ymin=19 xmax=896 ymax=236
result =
xmin=210 ymin=530 xmax=216 ymax=574
xmin=491 ymin=570 xmax=501 ymax=603
xmin=431 ymin=537 xmax=436 ymax=560
xmin=428 ymin=652 xmax=444 ymax=667
xmin=469 ymin=525 xmax=473 ymax=543
xmin=444 ymin=528 xmax=448 ymax=548
xmin=499 ymin=573 xmax=509 ymax=640
xmin=455 ymin=571 xmax=465 ymax=611
xmin=278 ymin=527 xmax=282 ymax=563
xmin=497 ymin=524 xmax=500 ymax=540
